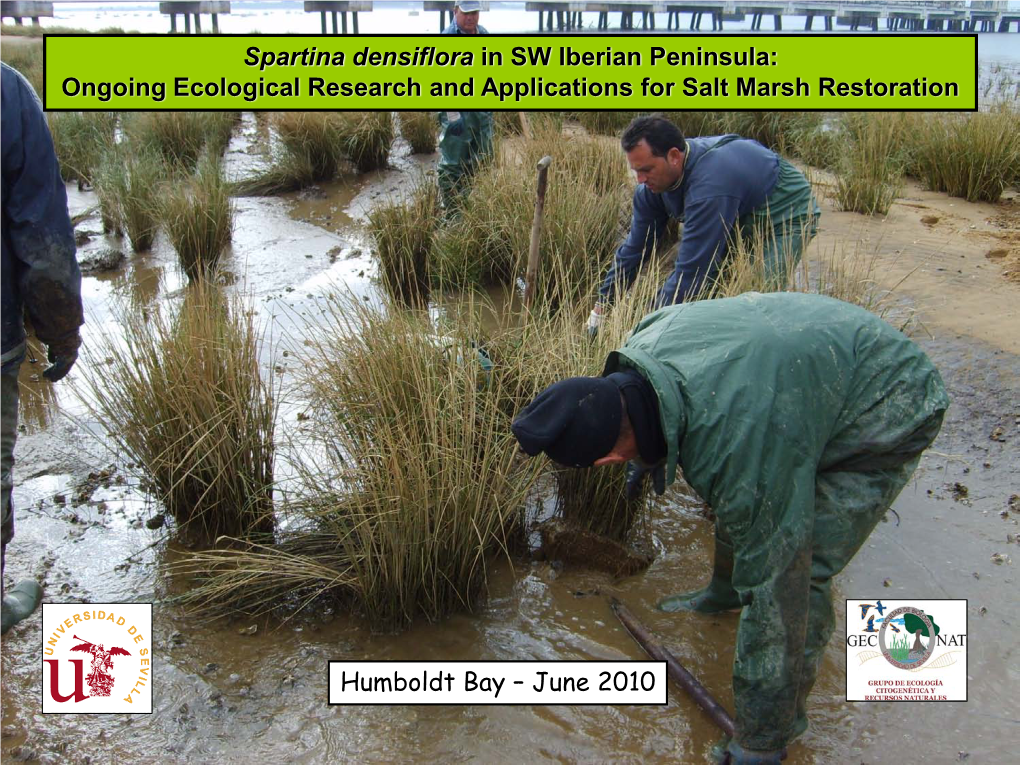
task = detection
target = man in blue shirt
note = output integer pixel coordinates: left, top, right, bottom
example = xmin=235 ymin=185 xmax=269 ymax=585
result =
xmin=588 ymin=115 xmax=820 ymax=334
xmin=438 ymin=1 xmax=493 ymax=214
xmin=2 ymin=63 xmax=83 ymax=634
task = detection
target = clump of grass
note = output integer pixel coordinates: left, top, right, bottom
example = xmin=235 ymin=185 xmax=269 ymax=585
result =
xmin=272 ymin=111 xmax=348 ymax=180
xmin=433 ymin=123 xmax=630 ymax=306
xmin=203 ymin=111 xmax=242 ymax=158
xmin=94 ymin=146 xmax=165 ymax=251
xmin=833 ymin=113 xmax=905 ymax=215
xmin=337 ymin=112 xmax=394 ymax=172
xmin=577 ymin=111 xmax=641 ymax=138
xmin=494 ymin=111 xmax=565 ymax=137
xmin=76 ymin=280 xmax=277 ymax=543
xmin=177 ymin=294 xmax=541 ymax=630
xmin=554 ymin=464 xmax=640 ymax=541
xmin=397 ymin=112 xmax=438 ymax=154
xmin=47 ymin=111 xmax=118 ymax=189
xmin=125 ymin=111 xmax=233 ymax=169
xmin=162 ymin=157 xmax=234 ymax=281
xmin=230 ymin=152 xmax=316 ymax=197
xmin=368 ymin=175 xmax=438 ymax=308
xmin=906 ymin=107 xmax=1020 ymax=202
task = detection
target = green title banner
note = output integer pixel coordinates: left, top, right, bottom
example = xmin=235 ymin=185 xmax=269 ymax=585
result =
xmin=44 ymin=34 xmax=977 ymax=111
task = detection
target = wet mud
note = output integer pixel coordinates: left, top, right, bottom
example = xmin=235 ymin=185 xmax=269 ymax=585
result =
xmin=2 ymin=122 xmax=1018 ymax=764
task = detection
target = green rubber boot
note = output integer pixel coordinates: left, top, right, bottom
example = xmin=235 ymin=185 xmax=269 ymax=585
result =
xmin=1 ymin=580 xmax=43 ymax=634
xmin=657 ymin=533 xmax=742 ymax=614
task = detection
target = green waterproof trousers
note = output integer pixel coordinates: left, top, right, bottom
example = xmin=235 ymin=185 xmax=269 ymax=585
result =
xmin=733 ymin=411 xmax=944 ymax=751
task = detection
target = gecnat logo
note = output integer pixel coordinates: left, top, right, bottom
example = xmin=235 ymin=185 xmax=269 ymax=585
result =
xmin=41 ymin=603 xmax=152 ymax=714
xmin=845 ymin=599 xmax=967 ymax=702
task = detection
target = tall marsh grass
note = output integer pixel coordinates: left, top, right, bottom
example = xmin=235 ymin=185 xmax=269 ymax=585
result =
xmin=337 ymin=111 xmax=394 ymax=172
xmin=175 ymin=294 xmax=542 ymax=630
xmin=0 ymin=40 xmax=43 ymax=95
xmin=94 ymin=146 xmax=165 ymax=251
xmin=368 ymin=176 xmax=437 ymax=308
xmin=162 ymin=158 xmax=234 ymax=281
xmin=125 ymin=112 xmax=210 ymax=169
xmin=397 ymin=111 xmax=438 ymax=154
xmin=433 ymin=124 xmax=630 ymax=305
xmin=833 ymin=113 xmax=905 ymax=215
xmin=77 ymin=281 xmax=276 ymax=542
xmin=47 ymin=111 xmax=117 ymax=189
xmin=905 ymin=106 xmax=1020 ymax=202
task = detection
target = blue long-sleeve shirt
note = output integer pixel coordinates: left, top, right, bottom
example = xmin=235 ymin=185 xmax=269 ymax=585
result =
xmin=599 ymin=135 xmax=781 ymax=307
xmin=1 ymin=63 xmax=82 ymax=372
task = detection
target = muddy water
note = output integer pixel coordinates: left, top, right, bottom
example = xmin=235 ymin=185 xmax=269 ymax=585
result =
xmin=3 ymin=121 xmax=1019 ymax=763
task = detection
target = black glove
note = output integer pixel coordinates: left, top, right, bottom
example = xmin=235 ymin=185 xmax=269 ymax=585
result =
xmin=42 ymin=332 xmax=81 ymax=382
xmin=625 ymin=461 xmax=666 ymax=502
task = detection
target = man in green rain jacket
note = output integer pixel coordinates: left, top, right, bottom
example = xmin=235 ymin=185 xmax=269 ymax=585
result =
xmin=437 ymin=1 xmax=493 ymax=214
xmin=512 ymin=292 xmax=948 ymax=763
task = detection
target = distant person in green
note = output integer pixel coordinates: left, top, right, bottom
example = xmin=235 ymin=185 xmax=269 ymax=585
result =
xmin=438 ymin=1 xmax=493 ymax=215
xmin=511 ymin=292 xmax=948 ymax=764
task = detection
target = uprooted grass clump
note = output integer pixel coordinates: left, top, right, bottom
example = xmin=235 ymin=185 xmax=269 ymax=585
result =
xmin=76 ymin=280 xmax=276 ymax=543
xmin=174 ymin=294 xmax=540 ymax=631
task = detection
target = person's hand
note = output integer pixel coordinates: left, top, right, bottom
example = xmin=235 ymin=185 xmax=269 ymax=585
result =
xmin=712 ymin=737 xmax=784 ymax=764
xmin=42 ymin=331 xmax=81 ymax=382
xmin=586 ymin=305 xmax=604 ymax=339
xmin=624 ymin=462 xmax=666 ymax=502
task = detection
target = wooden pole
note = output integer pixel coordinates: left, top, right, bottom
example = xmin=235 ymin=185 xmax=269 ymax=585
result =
xmin=609 ymin=597 xmax=737 ymax=738
xmin=523 ymin=156 xmax=552 ymax=309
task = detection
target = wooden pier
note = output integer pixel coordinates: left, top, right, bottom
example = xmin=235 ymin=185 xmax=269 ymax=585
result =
xmin=520 ymin=1 xmax=1018 ymax=33
xmin=9 ymin=0 xmax=1016 ymax=35
xmin=304 ymin=1 xmax=372 ymax=35
xmin=0 ymin=0 xmax=52 ymax=26
xmin=158 ymin=1 xmax=229 ymax=34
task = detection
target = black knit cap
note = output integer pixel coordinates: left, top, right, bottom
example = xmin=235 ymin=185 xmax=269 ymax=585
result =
xmin=511 ymin=377 xmax=621 ymax=467
xmin=511 ymin=371 xmax=666 ymax=468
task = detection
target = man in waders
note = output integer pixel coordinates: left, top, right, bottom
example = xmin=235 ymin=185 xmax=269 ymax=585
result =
xmin=587 ymin=115 xmax=820 ymax=335
xmin=2 ymin=63 xmax=84 ymax=635
xmin=437 ymin=1 xmax=493 ymax=215
xmin=512 ymin=292 xmax=948 ymax=763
